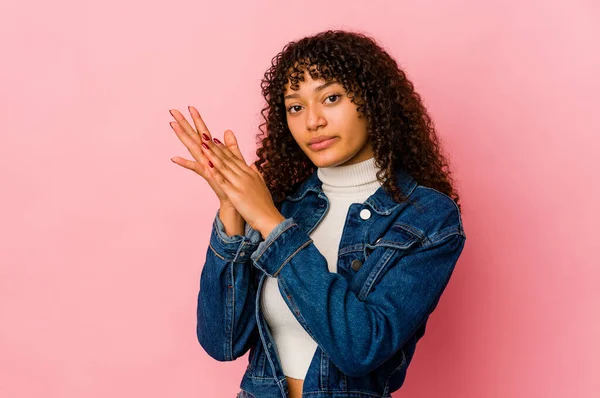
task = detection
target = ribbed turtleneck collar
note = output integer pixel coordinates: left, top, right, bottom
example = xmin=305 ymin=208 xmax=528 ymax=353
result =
xmin=317 ymin=156 xmax=382 ymax=197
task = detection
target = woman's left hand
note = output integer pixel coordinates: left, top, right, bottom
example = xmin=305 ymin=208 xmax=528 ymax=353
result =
xmin=201 ymin=129 xmax=286 ymax=238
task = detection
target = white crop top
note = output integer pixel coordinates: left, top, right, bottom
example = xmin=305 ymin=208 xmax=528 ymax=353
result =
xmin=260 ymin=156 xmax=383 ymax=379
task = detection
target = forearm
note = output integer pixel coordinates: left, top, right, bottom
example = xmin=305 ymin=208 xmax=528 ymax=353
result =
xmin=197 ymin=210 xmax=261 ymax=361
xmin=218 ymin=202 xmax=245 ymax=237
xmin=250 ymin=218 xmax=466 ymax=377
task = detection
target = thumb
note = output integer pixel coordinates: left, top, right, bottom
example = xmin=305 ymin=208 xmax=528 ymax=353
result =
xmin=250 ymin=163 xmax=265 ymax=181
xmin=223 ymin=129 xmax=246 ymax=163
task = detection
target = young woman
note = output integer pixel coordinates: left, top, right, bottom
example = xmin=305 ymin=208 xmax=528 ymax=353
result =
xmin=170 ymin=30 xmax=466 ymax=398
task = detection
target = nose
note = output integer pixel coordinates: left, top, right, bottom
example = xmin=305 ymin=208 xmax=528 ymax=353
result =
xmin=306 ymin=105 xmax=327 ymax=131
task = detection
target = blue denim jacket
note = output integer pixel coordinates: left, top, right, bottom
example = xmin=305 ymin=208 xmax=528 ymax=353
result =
xmin=197 ymin=167 xmax=466 ymax=398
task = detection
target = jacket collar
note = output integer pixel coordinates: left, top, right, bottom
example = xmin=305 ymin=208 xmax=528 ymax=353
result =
xmin=286 ymin=166 xmax=418 ymax=215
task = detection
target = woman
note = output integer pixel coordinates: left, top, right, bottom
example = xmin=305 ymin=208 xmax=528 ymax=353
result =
xmin=170 ymin=30 xmax=466 ymax=398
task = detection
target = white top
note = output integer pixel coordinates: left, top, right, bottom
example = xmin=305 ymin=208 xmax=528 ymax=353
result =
xmin=260 ymin=156 xmax=383 ymax=379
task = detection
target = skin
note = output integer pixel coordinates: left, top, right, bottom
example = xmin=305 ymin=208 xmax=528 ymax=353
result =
xmin=168 ymin=107 xmax=285 ymax=239
xmin=282 ymin=72 xmax=374 ymax=397
xmin=284 ymin=71 xmax=374 ymax=168
xmin=169 ymin=72 xmax=374 ymax=398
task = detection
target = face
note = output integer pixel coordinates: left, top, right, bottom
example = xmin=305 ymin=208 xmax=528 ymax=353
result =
xmin=283 ymin=71 xmax=373 ymax=168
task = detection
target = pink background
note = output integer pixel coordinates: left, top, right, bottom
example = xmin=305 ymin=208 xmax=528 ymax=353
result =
xmin=1 ymin=1 xmax=598 ymax=397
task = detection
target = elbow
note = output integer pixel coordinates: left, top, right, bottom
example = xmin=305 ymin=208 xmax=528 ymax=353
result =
xmin=196 ymin=322 xmax=232 ymax=362
xmin=332 ymin=344 xmax=401 ymax=377
xmin=196 ymin=323 xmax=256 ymax=362
xmin=340 ymin=349 xmax=408 ymax=378
xmin=196 ymin=288 xmax=233 ymax=361
xmin=337 ymin=361 xmax=373 ymax=378
xmin=332 ymin=355 xmax=377 ymax=378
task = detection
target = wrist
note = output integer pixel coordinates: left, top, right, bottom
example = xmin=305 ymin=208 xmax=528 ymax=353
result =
xmin=258 ymin=214 xmax=287 ymax=240
xmin=219 ymin=203 xmax=245 ymax=237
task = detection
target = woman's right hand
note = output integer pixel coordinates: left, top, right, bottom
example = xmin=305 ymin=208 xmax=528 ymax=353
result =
xmin=169 ymin=106 xmax=247 ymax=207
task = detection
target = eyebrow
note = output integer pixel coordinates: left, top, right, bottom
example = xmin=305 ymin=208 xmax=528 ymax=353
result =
xmin=284 ymin=81 xmax=339 ymax=100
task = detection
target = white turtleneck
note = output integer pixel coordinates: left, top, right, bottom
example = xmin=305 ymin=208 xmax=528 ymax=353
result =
xmin=260 ymin=156 xmax=383 ymax=379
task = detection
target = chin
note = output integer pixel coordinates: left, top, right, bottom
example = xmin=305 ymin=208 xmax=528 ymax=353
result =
xmin=308 ymin=155 xmax=346 ymax=168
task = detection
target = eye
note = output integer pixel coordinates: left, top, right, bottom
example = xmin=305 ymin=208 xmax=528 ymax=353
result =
xmin=286 ymin=93 xmax=342 ymax=115
xmin=287 ymin=105 xmax=302 ymax=114
xmin=324 ymin=94 xmax=341 ymax=104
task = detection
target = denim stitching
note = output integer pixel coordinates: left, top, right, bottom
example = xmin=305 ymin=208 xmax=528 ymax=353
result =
xmin=254 ymin=221 xmax=296 ymax=261
xmin=272 ymin=238 xmax=312 ymax=277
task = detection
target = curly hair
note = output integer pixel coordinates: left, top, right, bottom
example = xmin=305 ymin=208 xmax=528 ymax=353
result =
xmin=253 ymin=29 xmax=462 ymax=212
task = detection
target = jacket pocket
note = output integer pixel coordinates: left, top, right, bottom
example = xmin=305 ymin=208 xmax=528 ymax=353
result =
xmin=358 ymin=224 xmax=421 ymax=300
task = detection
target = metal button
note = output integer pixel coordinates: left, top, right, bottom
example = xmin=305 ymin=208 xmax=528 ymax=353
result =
xmin=240 ymin=252 xmax=245 ymax=256
xmin=351 ymin=259 xmax=363 ymax=271
xmin=359 ymin=209 xmax=371 ymax=220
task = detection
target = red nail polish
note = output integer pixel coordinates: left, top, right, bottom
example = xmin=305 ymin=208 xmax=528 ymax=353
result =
xmin=213 ymin=138 xmax=221 ymax=144
xmin=208 ymin=161 xmax=214 ymax=168
xmin=202 ymin=143 xmax=209 ymax=150
xmin=202 ymin=133 xmax=210 ymax=141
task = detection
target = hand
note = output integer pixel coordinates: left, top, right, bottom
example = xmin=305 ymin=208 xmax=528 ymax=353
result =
xmin=169 ymin=106 xmax=246 ymax=207
xmin=199 ymin=131 xmax=286 ymax=238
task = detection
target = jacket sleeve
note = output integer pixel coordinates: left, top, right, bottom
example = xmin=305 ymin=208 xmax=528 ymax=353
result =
xmin=250 ymin=217 xmax=466 ymax=377
xmin=196 ymin=208 xmax=262 ymax=361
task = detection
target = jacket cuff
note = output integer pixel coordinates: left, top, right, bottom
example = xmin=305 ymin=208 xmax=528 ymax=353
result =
xmin=210 ymin=209 xmax=261 ymax=262
xmin=250 ymin=218 xmax=312 ymax=277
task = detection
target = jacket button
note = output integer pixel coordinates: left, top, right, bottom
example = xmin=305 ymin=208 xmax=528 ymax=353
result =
xmin=351 ymin=259 xmax=363 ymax=271
xmin=359 ymin=209 xmax=371 ymax=220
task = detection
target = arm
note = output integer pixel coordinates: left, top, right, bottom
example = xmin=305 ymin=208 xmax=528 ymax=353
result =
xmin=218 ymin=203 xmax=245 ymax=237
xmin=196 ymin=208 xmax=262 ymax=361
xmin=250 ymin=218 xmax=466 ymax=377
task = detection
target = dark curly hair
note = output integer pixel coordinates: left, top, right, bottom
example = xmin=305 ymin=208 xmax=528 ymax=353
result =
xmin=253 ymin=29 xmax=462 ymax=212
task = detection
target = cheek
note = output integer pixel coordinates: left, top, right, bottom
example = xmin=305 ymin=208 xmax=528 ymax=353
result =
xmin=286 ymin=120 xmax=299 ymax=137
xmin=335 ymin=108 xmax=367 ymax=136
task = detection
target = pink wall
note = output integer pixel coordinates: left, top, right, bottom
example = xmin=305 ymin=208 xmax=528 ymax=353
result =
xmin=1 ymin=1 xmax=598 ymax=397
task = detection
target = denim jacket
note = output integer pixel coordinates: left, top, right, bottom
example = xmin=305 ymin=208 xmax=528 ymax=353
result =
xmin=197 ymin=167 xmax=466 ymax=398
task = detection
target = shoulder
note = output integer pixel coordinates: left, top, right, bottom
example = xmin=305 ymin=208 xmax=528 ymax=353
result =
xmin=393 ymin=184 xmax=466 ymax=245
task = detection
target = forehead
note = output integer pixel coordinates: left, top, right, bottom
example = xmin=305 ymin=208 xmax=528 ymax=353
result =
xmin=283 ymin=60 xmax=337 ymax=91
xmin=283 ymin=70 xmax=342 ymax=95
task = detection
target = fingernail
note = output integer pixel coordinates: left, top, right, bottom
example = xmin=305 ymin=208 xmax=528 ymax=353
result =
xmin=202 ymin=133 xmax=210 ymax=141
xmin=169 ymin=110 xmax=174 ymax=117
xmin=208 ymin=161 xmax=214 ymax=168
xmin=213 ymin=138 xmax=221 ymax=144
xmin=202 ymin=143 xmax=209 ymax=150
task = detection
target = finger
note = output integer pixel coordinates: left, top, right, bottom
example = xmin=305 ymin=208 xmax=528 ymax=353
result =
xmin=188 ymin=106 xmax=213 ymax=142
xmin=211 ymin=130 xmax=253 ymax=174
xmin=206 ymin=158 xmax=234 ymax=195
xmin=220 ymin=129 xmax=247 ymax=163
xmin=250 ymin=163 xmax=265 ymax=182
xmin=173 ymin=155 xmax=229 ymax=196
xmin=170 ymin=156 xmax=201 ymax=173
xmin=205 ymin=134 xmax=250 ymax=178
xmin=169 ymin=108 xmax=203 ymax=144
xmin=170 ymin=121 xmax=207 ymax=165
xmin=201 ymin=143 xmax=245 ymax=187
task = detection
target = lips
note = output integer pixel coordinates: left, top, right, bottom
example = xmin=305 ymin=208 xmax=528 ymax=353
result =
xmin=308 ymin=136 xmax=338 ymax=150
xmin=308 ymin=135 xmax=336 ymax=145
